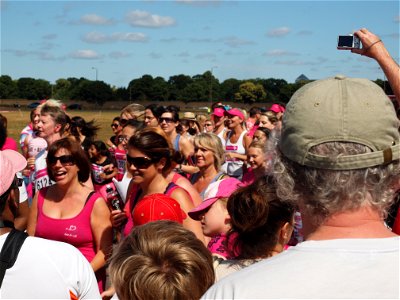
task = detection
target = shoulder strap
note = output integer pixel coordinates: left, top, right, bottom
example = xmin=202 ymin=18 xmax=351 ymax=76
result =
xmin=0 ymin=229 xmax=28 ymax=288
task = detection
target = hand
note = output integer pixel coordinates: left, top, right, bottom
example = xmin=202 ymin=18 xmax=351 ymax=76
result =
xmin=103 ymin=164 xmax=114 ymax=173
xmin=351 ymin=28 xmax=383 ymax=59
xmin=110 ymin=209 xmax=127 ymax=228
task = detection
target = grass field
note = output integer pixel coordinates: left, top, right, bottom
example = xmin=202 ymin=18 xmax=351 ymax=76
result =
xmin=2 ymin=109 xmax=122 ymax=147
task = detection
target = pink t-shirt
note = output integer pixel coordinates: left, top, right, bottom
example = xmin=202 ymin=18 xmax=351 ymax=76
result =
xmin=1 ymin=137 xmax=18 ymax=151
xmin=35 ymin=188 xmax=106 ymax=291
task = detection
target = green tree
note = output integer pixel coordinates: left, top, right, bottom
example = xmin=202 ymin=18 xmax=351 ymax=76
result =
xmin=168 ymin=74 xmax=193 ymax=101
xmin=53 ymin=79 xmax=72 ymax=101
xmin=17 ymin=77 xmax=51 ymax=100
xmin=234 ymin=81 xmax=266 ymax=104
xmin=0 ymin=75 xmax=18 ymax=99
xmin=76 ymin=80 xmax=113 ymax=105
xmin=220 ymin=78 xmax=241 ymax=102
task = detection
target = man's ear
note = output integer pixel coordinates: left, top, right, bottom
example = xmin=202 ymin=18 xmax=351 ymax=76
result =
xmin=280 ymin=222 xmax=294 ymax=245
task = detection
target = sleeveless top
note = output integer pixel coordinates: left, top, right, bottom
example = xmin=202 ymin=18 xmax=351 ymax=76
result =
xmin=35 ymin=188 xmax=100 ymax=262
xmin=173 ymin=134 xmax=181 ymax=151
xmin=223 ymin=130 xmax=247 ymax=178
xmin=190 ymin=171 xmax=226 ymax=199
xmin=216 ymin=128 xmax=227 ymax=148
xmin=123 ymin=182 xmax=183 ymax=237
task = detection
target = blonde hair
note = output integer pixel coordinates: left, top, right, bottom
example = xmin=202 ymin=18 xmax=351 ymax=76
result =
xmin=120 ymin=103 xmax=145 ymax=121
xmin=193 ymin=133 xmax=225 ymax=171
xmin=110 ymin=221 xmax=215 ymax=300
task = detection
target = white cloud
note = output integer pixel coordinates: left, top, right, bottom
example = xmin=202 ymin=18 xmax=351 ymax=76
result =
xmin=266 ymin=27 xmax=291 ymax=37
xmin=69 ymin=50 xmax=100 ymax=59
xmin=80 ymin=14 xmax=114 ymax=25
xmin=83 ymin=31 xmax=147 ymax=43
xmin=111 ymin=32 xmax=147 ymax=42
xmin=125 ymin=10 xmax=175 ymax=28
xmin=83 ymin=31 xmax=109 ymax=43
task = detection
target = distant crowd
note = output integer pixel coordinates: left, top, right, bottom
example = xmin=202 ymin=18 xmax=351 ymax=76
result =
xmin=0 ymin=28 xmax=399 ymax=299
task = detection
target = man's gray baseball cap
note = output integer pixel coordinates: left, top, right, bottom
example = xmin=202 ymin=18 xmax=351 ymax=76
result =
xmin=279 ymin=75 xmax=400 ymax=170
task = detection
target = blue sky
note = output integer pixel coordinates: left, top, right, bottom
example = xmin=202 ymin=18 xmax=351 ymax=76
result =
xmin=1 ymin=0 xmax=399 ymax=88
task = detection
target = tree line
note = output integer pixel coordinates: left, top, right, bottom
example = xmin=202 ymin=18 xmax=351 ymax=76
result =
xmin=0 ymin=72 xmax=393 ymax=106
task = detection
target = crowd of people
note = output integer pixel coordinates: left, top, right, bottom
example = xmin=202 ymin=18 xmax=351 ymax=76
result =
xmin=0 ymin=28 xmax=399 ymax=299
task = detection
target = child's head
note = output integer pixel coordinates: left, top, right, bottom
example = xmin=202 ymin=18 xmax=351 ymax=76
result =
xmin=188 ymin=178 xmax=242 ymax=237
xmin=88 ymin=140 xmax=109 ymax=159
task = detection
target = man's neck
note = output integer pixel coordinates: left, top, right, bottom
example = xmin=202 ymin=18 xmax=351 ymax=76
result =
xmin=305 ymin=206 xmax=397 ymax=240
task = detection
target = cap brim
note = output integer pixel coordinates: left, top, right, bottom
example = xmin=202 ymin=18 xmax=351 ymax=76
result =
xmin=3 ymin=150 xmax=27 ymax=172
xmin=188 ymin=197 xmax=219 ymax=220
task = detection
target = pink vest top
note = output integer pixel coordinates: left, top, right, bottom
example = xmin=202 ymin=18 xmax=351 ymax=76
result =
xmin=35 ymin=188 xmax=100 ymax=262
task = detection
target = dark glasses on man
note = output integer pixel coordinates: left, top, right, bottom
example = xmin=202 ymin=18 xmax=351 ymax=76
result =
xmin=159 ymin=117 xmax=175 ymax=124
xmin=48 ymin=155 xmax=76 ymax=166
xmin=126 ymin=154 xmax=154 ymax=169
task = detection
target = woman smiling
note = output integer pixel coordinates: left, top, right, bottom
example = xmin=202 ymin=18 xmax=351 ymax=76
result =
xmin=27 ymin=137 xmax=113 ymax=293
xmin=112 ymin=128 xmax=205 ymax=243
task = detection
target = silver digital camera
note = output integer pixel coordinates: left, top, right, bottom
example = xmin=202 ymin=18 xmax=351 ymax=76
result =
xmin=337 ymin=35 xmax=361 ymax=50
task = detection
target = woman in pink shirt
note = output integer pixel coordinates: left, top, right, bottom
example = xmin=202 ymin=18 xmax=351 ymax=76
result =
xmin=27 ymin=137 xmax=113 ymax=292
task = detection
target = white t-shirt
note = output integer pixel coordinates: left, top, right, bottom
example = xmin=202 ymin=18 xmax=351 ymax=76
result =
xmin=203 ymin=237 xmax=400 ymax=299
xmin=0 ymin=234 xmax=101 ymax=299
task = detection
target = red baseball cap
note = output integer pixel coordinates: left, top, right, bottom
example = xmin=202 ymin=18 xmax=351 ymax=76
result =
xmin=133 ymin=193 xmax=186 ymax=226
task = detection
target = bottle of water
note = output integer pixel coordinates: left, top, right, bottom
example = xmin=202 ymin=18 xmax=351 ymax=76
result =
xmin=106 ymin=184 xmax=123 ymax=211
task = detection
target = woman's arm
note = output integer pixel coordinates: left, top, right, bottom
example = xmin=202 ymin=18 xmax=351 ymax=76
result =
xmin=171 ymin=188 xmax=206 ymax=245
xmin=90 ymin=197 xmax=113 ymax=272
xmin=27 ymin=192 xmax=39 ymax=236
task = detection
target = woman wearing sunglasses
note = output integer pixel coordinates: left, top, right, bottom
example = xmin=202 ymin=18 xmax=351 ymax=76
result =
xmin=111 ymin=127 xmax=205 ymax=243
xmin=159 ymin=105 xmax=198 ymax=175
xmin=27 ymin=137 xmax=113 ymax=293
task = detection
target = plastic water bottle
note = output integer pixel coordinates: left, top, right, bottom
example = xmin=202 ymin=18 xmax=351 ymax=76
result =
xmin=106 ymin=184 xmax=123 ymax=211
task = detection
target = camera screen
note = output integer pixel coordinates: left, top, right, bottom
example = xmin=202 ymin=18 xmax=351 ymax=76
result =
xmin=338 ymin=36 xmax=353 ymax=47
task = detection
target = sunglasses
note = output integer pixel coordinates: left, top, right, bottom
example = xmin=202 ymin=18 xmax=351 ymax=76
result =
xmin=48 ymin=155 xmax=76 ymax=166
xmin=159 ymin=117 xmax=175 ymax=124
xmin=126 ymin=154 xmax=154 ymax=169
xmin=120 ymin=119 xmax=128 ymax=126
xmin=111 ymin=123 xmax=120 ymax=128
xmin=205 ymin=123 xmax=213 ymax=126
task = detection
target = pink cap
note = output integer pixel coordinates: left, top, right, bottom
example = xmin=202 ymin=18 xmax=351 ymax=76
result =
xmin=225 ymin=108 xmax=245 ymax=120
xmin=188 ymin=178 xmax=242 ymax=220
xmin=212 ymin=108 xmax=225 ymax=117
xmin=133 ymin=193 xmax=186 ymax=226
xmin=269 ymin=104 xmax=285 ymax=113
xmin=0 ymin=150 xmax=27 ymax=196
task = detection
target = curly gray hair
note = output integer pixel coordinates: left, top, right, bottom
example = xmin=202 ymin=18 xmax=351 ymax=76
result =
xmin=273 ymin=141 xmax=400 ymax=226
